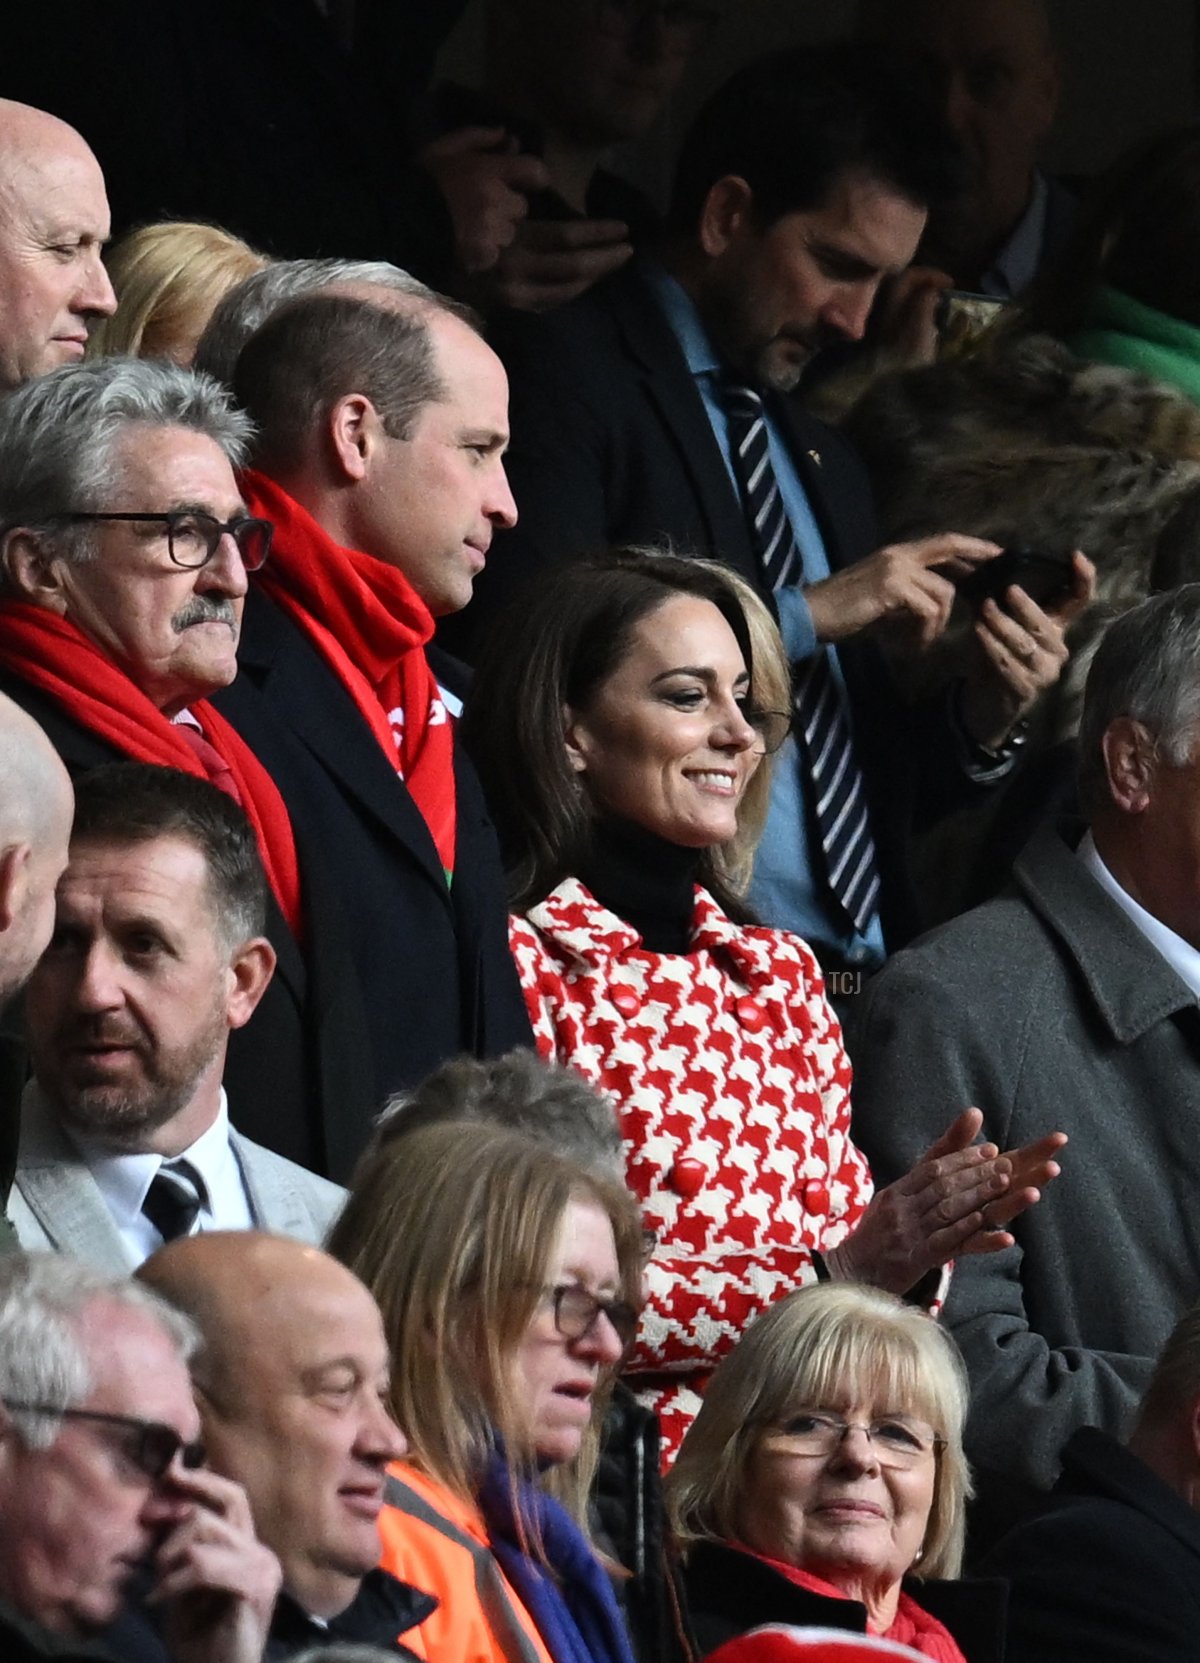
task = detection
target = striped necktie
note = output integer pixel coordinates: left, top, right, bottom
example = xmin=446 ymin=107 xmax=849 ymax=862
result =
xmin=142 ymin=1159 xmax=205 ymax=1243
xmin=723 ymin=379 xmax=882 ymax=935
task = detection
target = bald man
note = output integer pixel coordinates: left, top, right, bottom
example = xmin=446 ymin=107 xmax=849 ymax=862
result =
xmin=856 ymin=0 xmax=1071 ymax=295
xmin=0 ymin=98 xmax=116 ymax=388
xmin=138 ymin=1233 xmax=431 ymax=1659
xmin=0 ymin=694 xmax=73 ymax=1008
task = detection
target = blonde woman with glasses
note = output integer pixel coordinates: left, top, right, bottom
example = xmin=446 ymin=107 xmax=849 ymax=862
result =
xmin=667 ymin=1284 xmax=1005 ymax=1662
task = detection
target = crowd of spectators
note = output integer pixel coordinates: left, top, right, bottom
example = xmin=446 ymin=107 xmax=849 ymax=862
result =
xmin=1 ymin=3 xmax=1199 ymax=1661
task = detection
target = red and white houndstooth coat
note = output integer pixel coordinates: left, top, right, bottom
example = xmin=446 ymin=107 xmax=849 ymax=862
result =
xmin=508 ymin=877 xmax=874 ymax=1461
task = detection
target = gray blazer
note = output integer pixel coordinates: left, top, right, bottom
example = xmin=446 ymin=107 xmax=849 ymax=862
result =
xmin=846 ymin=823 xmax=1200 ymax=1529
xmin=9 ymin=1089 xmax=346 ymax=1271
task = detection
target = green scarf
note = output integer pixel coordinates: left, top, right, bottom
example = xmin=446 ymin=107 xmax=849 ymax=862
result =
xmin=1069 ymin=284 xmax=1200 ymax=406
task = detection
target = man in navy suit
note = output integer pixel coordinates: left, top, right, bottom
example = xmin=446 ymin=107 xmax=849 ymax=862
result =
xmin=451 ymin=44 xmax=1091 ymax=972
xmin=217 ymin=286 xmax=532 ymax=1107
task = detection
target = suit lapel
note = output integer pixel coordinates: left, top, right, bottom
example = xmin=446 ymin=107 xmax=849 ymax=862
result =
xmin=231 ymin=1131 xmax=309 ymax=1239
xmin=608 ymin=271 xmax=761 ymax=586
xmin=236 ymin=591 xmax=453 ymax=908
xmin=13 ymin=1092 xmax=133 ymax=1273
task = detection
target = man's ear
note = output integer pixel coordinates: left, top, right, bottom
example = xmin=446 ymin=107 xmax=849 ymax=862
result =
xmin=326 ymin=394 xmax=383 ymax=484
xmin=1103 ymin=717 xmax=1158 ymax=814
xmin=0 ymin=843 xmax=31 ymax=932
xmin=1 ymin=531 xmax=70 ymax=614
xmin=698 ymin=175 xmax=756 ymax=259
xmin=224 ymin=937 xmax=276 ymax=1031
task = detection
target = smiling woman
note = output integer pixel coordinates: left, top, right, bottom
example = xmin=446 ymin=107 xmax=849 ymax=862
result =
xmin=666 ymin=1284 xmax=1004 ymax=1663
xmin=462 ymin=548 xmax=1064 ymax=1459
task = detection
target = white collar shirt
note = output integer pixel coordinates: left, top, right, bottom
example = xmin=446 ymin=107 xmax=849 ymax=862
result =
xmin=65 ymin=1090 xmax=255 ymax=1263
xmin=1078 ymin=830 xmax=1200 ymax=1001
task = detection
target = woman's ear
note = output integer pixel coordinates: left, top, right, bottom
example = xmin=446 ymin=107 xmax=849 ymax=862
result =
xmin=562 ymin=705 xmax=590 ymax=775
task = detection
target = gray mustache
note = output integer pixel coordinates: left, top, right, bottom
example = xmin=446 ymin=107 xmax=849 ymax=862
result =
xmin=173 ymin=596 xmax=238 ymax=632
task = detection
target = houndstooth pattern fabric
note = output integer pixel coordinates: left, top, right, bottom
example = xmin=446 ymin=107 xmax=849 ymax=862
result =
xmin=508 ymin=879 xmax=873 ymax=1461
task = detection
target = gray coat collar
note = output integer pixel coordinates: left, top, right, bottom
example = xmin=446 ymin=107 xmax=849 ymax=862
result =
xmin=1015 ymin=823 xmax=1198 ymax=1044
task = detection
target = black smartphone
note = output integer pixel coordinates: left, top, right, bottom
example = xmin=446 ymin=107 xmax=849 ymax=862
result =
xmin=959 ymin=547 xmax=1076 ymax=611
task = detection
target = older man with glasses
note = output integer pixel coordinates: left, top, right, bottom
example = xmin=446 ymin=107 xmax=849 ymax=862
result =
xmin=0 ymin=356 xmax=376 ymax=1181
xmin=0 ymin=1251 xmax=278 ymax=1663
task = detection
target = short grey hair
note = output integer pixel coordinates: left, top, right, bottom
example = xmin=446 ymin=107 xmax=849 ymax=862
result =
xmin=0 ymin=356 xmax=252 ymax=575
xmin=0 ymin=1253 xmax=198 ymax=1451
xmin=194 ymin=256 xmax=436 ymax=385
xmin=1077 ymin=586 xmax=1200 ymax=815
xmin=377 ymin=1049 xmax=624 ymax=1181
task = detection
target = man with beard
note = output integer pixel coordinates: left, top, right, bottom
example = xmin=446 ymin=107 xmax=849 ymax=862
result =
xmin=451 ymin=43 xmax=1092 ymax=968
xmin=8 ymin=764 xmax=344 ymax=1266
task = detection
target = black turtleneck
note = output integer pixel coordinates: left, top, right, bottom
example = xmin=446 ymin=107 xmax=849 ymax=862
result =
xmin=576 ymin=818 xmax=701 ymax=955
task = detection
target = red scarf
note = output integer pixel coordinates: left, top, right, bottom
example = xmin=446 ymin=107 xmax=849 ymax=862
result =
xmin=733 ymin=1549 xmax=966 ymax=1663
xmin=243 ymin=471 xmax=457 ymax=884
xmin=0 ymin=603 xmax=303 ymax=937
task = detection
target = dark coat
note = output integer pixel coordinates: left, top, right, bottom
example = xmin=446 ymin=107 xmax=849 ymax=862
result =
xmin=984 ymin=1427 xmax=1200 ymax=1662
xmin=0 ymin=667 xmax=377 ymax=1181
xmin=683 ymin=1540 xmax=1006 ymax=1663
xmin=264 ymin=1567 xmax=436 ymax=1660
xmin=106 ymin=1567 xmax=435 ymax=1663
xmin=0 ymin=1599 xmax=116 ymax=1663
xmin=213 ymin=588 xmax=533 ymax=1106
xmin=450 ymin=258 xmax=989 ymax=947
xmin=592 ymin=1383 xmax=696 ymax=1663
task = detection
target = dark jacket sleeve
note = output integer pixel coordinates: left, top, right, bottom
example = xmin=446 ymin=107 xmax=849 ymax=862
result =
xmin=986 ymin=1504 xmax=1200 ymax=1663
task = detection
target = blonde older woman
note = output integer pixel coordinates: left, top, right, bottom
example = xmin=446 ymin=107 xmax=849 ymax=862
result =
xmin=87 ymin=220 xmax=266 ymax=365
xmin=328 ymin=1121 xmax=645 ymax=1663
xmin=667 ymin=1284 xmax=1004 ymax=1663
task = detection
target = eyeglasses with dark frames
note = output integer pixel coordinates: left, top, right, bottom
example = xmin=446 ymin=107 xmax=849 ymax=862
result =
xmin=3 ymin=1401 xmax=206 ymax=1479
xmin=542 ymin=1282 xmax=640 ymax=1348
xmin=46 ymin=511 xmax=273 ymax=572
xmin=762 ymin=1409 xmax=946 ymax=1469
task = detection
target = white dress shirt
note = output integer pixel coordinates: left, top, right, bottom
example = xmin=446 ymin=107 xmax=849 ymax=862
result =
xmin=1078 ymin=830 xmax=1200 ymax=1000
xmin=66 ymin=1092 xmax=255 ymax=1263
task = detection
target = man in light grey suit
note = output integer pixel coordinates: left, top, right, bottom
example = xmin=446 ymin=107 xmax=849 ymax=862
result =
xmin=10 ymin=762 xmax=344 ymax=1268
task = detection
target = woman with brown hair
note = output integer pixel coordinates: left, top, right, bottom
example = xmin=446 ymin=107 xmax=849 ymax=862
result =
xmin=328 ymin=1120 xmax=645 ymax=1663
xmin=462 ymin=547 xmax=1064 ymax=1458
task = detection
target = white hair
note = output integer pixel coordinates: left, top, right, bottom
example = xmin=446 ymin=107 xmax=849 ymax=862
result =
xmin=0 ymin=1253 xmax=198 ymax=1450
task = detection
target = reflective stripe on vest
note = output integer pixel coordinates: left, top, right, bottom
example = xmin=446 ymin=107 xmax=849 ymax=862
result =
xmin=383 ymin=1473 xmax=546 ymax=1663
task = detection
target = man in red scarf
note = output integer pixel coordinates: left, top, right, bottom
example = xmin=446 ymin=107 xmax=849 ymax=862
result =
xmin=217 ymin=286 xmax=533 ymax=1105
xmin=0 ymin=357 xmax=376 ymax=1181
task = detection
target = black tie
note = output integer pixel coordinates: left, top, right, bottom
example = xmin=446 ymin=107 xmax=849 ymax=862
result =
xmin=142 ymin=1159 xmax=205 ymax=1243
xmin=723 ymin=380 xmax=882 ymax=935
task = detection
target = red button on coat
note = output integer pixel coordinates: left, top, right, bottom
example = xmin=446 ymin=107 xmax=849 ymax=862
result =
xmin=734 ymin=996 xmax=766 ymax=1031
xmin=671 ymin=1157 xmax=707 ymax=1199
xmin=612 ymin=988 xmax=642 ymax=1017
xmin=801 ymin=1180 xmax=830 ymax=1214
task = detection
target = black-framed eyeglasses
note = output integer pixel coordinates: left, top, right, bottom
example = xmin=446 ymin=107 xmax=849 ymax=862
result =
xmin=46 ymin=511 xmax=273 ymax=572
xmin=594 ymin=0 xmax=720 ymax=49
xmin=746 ymin=706 xmax=793 ymax=756
xmin=543 ymin=1283 xmax=640 ymax=1348
xmin=3 ymin=1401 xmax=206 ymax=1479
xmin=763 ymin=1410 xmax=945 ymax=1470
